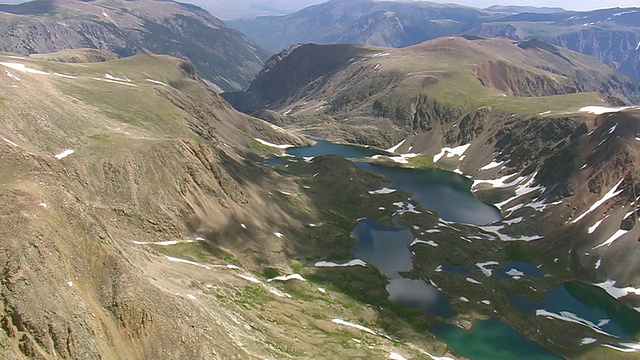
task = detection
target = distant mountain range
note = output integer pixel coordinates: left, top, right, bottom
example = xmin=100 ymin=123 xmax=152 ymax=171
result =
xmin=0 ymin=0 xmax=269 ymax=91
xmin=229 ymin=0 xmax=640 ymax=81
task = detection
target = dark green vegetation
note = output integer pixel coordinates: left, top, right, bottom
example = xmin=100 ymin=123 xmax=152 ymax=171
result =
xmin=0 ymin=0 xmax=269 ymax=91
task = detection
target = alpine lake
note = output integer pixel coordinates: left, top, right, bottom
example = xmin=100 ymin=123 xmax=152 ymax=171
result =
xmin=275 ymin=140 xmax=639 ymax=359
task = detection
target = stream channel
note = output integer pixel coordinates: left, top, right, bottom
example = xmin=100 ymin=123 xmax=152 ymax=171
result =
xmin=280 ymin=140 xmax=638 ymax=359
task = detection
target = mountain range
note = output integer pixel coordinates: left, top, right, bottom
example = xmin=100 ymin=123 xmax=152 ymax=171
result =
xmin=0 ymin=0 xmax=269 ymax=91
xmin=229 ymin=0 xmax=640 ymax=81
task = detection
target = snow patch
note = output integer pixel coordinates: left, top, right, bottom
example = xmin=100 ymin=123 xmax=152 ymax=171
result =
xmin=146 ymin=78 xmax=168 ymax=86
xmin=164 ymin=256 xmax=210 ymax=269
xmin=580 ymin=106 xmax=636 ymax=115
xmin=594 ymin=279 xmax=640 ymax=299
xmin=53 ymin=72 xmax=76 ymax=79
xmin=274 ymin=232 xmax=284 ymax=238
xmin=0 ymin=62 xmax=49 ymax=75
xmin=506 ymin=268 xmax=525 ymax=279
xmin=393 ymin=201 xmax=421 ymax=215
xmin=66 ymin=280 xmax=73 ymax=287
xmin=475 ymin=261 xmax=500 ymax=276
xmin=186 ymin=294 xmax=196 ymax=300
xmin=581 ymin=338 xmax=597 ymax=345
xmin=571 ymin=179 xmax=624 ymax=224
xmin=466 ymin=277 xmax=481 ymax=285
xmin=268 ymin=287 xmax=291 ymax=298
xmin=332 ymin=318 xmax=376 ymax=335
xmin=588 ymin=217 xmax=607 ymax=234
xmin=592 ymin=229 xmax=628 ymax=249
xmin=237 ymin=274 xmax=261 ymax=284
xmin=5 ymin=70 xmax=20 ymax=81
xmin=386 ymin=139 xmax=405 ymax=153
xmin=481 ymin=300 xmax=491 ymax=305
xmin=92 ymin=77 xmax=137 ymax=86
xmin=389 ymin=352 xmax=407 ymax=360
xmin=480 ymin=160 xmax=504 ymax=171
xmin=268 ymin=274 xmax=306 ymax=282
xmin=595 ymin=259 xmax=602 ymax=269
xmin=3 ymin=138 xmax=18 ymax=147
xmin=411 ymin=239 xmax=439 ymax=247
xmin=368 ymin=187 xmax=396 ymax=195
xmin=104 ymin=73 xmax=130 ymax=82
xmin=433 ymin=143 xmax=471 ymax=163
xmin=54 ymin=149 xmax=74 ymax=159
xmin=536 ymin=309 xmax=613 ymax=336
xmin=315 ymin=259 xmax=367 ymax=267
xmin=459 ymin=296 xmax=469 ymax=302
xmin=254 ymin=138 xmax=293 ymax=149
xmin=472 ymin=173 xmax=524 ymax=190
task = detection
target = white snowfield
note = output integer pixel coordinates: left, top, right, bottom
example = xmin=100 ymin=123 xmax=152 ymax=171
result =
xmin=580 ymin=106 xmax=637 ymax=115
xmin=588 ymin=217 xmax=607 ymax=234
xmin=411 ymin=239 xmax=439 ymax=247
xmin=0 ymin=61 xmax=49 ymax=75
xmin=536 ymin=309 xmax=613 ymax=336
xmin=146 ymin=78 xmax=168 ymax=86
xmin=237 ymin=274 xmax=261 ymax=284
xmin=332 ymin=318 xmax=377 ymax=335
xmin=479 ymin=160 xmax=504 ymax=171
xmin=254 ymin=138 xmax=293 ymax=149
xmin=433 ymin=143 xmax=470 ymax=163
xmin=386 ymin=139 xmax=405 ymax=153
xmin=593 ymin=229 xmax=628 ymax=249
xmin=267 ymin=274 xmax=306 ymax=282
xmin=93 ymin=77 xmax=137 ymax=87
xmin=571 ymin=179 xmax=624 ymax=224
xmin=594 ymin=279 xmax=640 ymax=299
xmin=164 ymin=255 xmax=211 ymax=270
xmin=54 ymin=149 xmax=75 ymax=159
xmin=475 ymin=261 xmax=500 ymax=276
xmin=3 ymin=138 xmax=18 ymax=147
xmin=315 ymin=259 xmax=367 ymax=267
xmin=368 ymin=187 xmax=397 ymax=195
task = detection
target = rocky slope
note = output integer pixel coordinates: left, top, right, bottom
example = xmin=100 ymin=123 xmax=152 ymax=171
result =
xmin=0 ymin=0 xmax=269 ymax=91
xmin=228 ymin=0 xmax=496 ymax=52
xmin=1 ymin=52 xmax=460 ymax=359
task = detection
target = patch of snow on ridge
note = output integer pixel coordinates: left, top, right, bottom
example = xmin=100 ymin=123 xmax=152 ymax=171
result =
xmin=603 ymin=342 xmax=640 ymax=353
xmin=3 ymin=138 xmax=17 ymax=147
xmin=588 ymin=217 xmax=607 ymax=234
xmin=332 ymin=318 xmax=376 ymax=335
xmin=386 ymin=139 xmax=405 ymax=153
xmin=0 ymin=62 xmax=49 ymax=75
xmin=389 ymin=352 xmax=407 ymax=360
xmin=472 ymin=173 xmax=525 ymax=190
xmin=104 ymin=73 xmax=130 ymax=82
xmin=53 ymin=72 xmax=76 ymax=79
xmin=254 ymin=138 xmax=293 ymax=149
xmin=368 ymin=187 xmax=396 ymax=195
xmin=475 ymin=261 xmax=500 ymax=276
xmin=536 ymin=309 xmax=613 ymax=336
xmin=146 ymin=78 xmax=168 ymax=86
xmin=580 ymin=106 xmax=636 ymax=115
xmin=411 ymin=239 xmax=439 ymax=247
xmin=237 ymin=274 xmax=261 ymax=284
xmin=433 ymin=143 xmax=470 ymax=163
xmin=93 ymin=77 xmax=137 ymax=86
xmin=480 ymin=160 xmax=504 ymax=171
xmin=5 ymin=70 xmax=20 ymax=81
xmin=54 ymin=149 xmax=74 ymax=159
xmin=594 ymin=279 xmax=640 ymax=299
xmin=571 ymin=179 xmax=625 ymax=224
xmin=268 ymin=274 xmax=306 ymax=282
xmin=466 ymin=277 xmax=481 ymax=285
xmin=315 ymin=259 xmax=367 ymax=267
xmin=581 ymin=338 xmax=597 ymax=345
xmin=593 ymin=230 xmax=628 ymax=249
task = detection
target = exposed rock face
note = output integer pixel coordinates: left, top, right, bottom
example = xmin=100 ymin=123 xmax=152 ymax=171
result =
xmin=0 ymin=0 xmax=269 ymax=91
